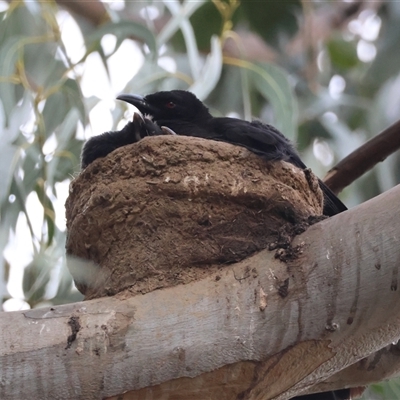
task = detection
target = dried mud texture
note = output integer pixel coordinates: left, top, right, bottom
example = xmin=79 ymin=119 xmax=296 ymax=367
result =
xmin=65 ymin=135 xmax=324 ymax=299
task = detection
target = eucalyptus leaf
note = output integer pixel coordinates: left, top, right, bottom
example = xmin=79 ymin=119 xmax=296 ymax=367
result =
xmin=60 ymin=79 xmax=86 ymax=123
xmin=23 ymin=43 xmax=67 ymax=90
xmin=206 ymin=66 xmax=245 ymax=117
xmin=182 ymin=1 xmax=222 ymax=52
xmin=0 ymin=141 xmax=18 ymax=206
xmin=42 ymin=88 xmax=71 ymax=140
xmin=367 ymin=73 xmax=400 ymax=193
xmin=22 ymin=146 xmax=41 ymax=195
xmin=326 ymin=37 xmax=359 ymax=70
xmin=250 ymin=62 xmax=298 ymax=140
xmin=44 ymin=200 xmax=56 ymax=247
xmin=86 ymin=20 xmax=157 ymax=56
xmin=0 ymin=199 xmax=21 ymax=253
xmin=0 ymin=2 xmax=48 ymax=39
xmin=22 ymin=252 xmax=52 ymax=305
xmin=162 ymin=0 xmax=203 ymax=80
xmin=157 ymin=0 xmax=206 ymax=47
xmin=368 ymin=5 xmax=400 ymax=87
xmin=0 ymin=94 xmax=33 ymax=205
xmin=84 ymin=95 xmax=102 ymax=113
xmin=319 ymin=115 xmax=365 ymax=160
xmin=367 ymin=376 xmax=400 ymax=400
xmin=0 ymin=36 xmax=22 ymax=119
xmin=53 ymin=258 xmax=80 ymax=302
xmin=47 ymin=109 xmax=81 ymax=187
xmin=124 ymin=58 xmax=170 ymax=95
xmin=42 ymin=78 xmax=85 ymax=141
xmin=189 ymin=36 xmax=222 ymax=100
xmin=55 ymin=108 xmax=80 ymax=152
xmin=49 ymin=137 xmax=82 ymax=184
xmin=238 ymin=0 xmax=301 ymax=47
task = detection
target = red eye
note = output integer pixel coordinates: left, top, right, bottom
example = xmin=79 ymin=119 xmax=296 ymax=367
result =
xmin=166 ymin=101 xmax=176 ymax=109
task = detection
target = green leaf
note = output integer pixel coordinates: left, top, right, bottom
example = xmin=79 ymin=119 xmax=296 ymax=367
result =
xmin=22 ymin=144 xmax=42 ymax=195
xmin=60 ymin=79 xmax=86 ymax=123
xmin=47 ymin=109 xmax=81 ymax=187
xmin=54 ymin=266 xmax=74 ymax=299
xmin=319 ymin=114 xmax=365 ymax=161
xmin=0 ymin=2 xmax=49 ymax=39
xmin=52 ymin=249 xmax=83 ymax=303
xmin=124 ymin=58 xmax=170 ymax=94
xmin=239 ymin=0 xmax=302 ymax=47
xmin=206 ymin=66 xmax=245 ymax=116
xmin=42 ymin=93 xmax=67 ymax=140
xmin=161 ymin=0 xmax=207 ymax=80
xmin=368 ymin=73 xmax=400 ymax=192
xmin=42 ymin=79 xmax=85 ymax=140
xmin=0 ymin=94 xmax=34 ymax=205
xmin=158 ymin=0 xmax=207 ymax=48
xmin=327 ymin=37 xmax=359 ymax=70
xmin=0 ymin=147 xmax=18 ymax=206
xmin=22 ymin=253 xmax=52 ymax=305
xmin=0 ymin=3 xmax=68 ymax=93
xmin=367 ymin=377 xmax=400 ymax=400
xmin=297 ymin=119 xmax=330 ymax=151
xmin=185 ymin=1 xmax=223 ymax=51
xmin=250 ymin=61 xmax=298 ymax=140
xmin=23 ymin=43 xmax=67 ymax=90
xmin=55 ymin=109 xmax=80 ymax=149
xmin=367 ymin=3 xmax=400 ymax=87
xmin=32 ymin=177 xmax=56 ymax=247
xmin=0 ymin=36 xmax=22 ymax=120
xmin=87 ymin=20 xmax=157 ymax=56
xmin=45 ymin=202 xmax=56 ymax=247
xmin=189 ymin=35 xmax=223 ymax=100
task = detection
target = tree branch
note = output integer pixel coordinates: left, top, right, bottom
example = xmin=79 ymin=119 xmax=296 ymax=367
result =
xmin=56 ymin=0 xmax=110 ymax=26
xmin=1 ymin=184 xmax=400 ymax=399
xmin=305 ymin=343 xmax=400 ymax=394
xmin=324 ymin=119 xmax=400 ymax=194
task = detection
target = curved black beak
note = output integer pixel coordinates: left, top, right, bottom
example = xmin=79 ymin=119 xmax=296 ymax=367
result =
xmin=116 ymin=94 xmax=156 ymax=115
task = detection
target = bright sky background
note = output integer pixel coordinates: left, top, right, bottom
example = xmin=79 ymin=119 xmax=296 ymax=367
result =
xmin=2 ymin=3 xmax=381 ymax=311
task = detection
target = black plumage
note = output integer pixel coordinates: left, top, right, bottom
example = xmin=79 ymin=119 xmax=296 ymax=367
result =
xmin=81 ymin=90 xmax=346 ymax=216
xmin=81 ymin=113 xmax=173 ymax=169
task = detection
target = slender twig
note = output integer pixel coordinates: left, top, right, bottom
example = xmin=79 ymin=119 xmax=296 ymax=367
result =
xmin=324 ymin=119 xmax=400 ymax=194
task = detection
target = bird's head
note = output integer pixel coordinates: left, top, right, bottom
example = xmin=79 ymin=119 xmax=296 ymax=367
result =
xmin=117 ymin=90 xmax=212 ymax=123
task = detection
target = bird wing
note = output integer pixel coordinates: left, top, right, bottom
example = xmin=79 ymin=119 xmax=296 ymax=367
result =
xmin=210 ymin=118 xmax=306 ymax=167
xmin=210 ymin=118 xmax=347 ymax=216
xmin=211 ymin=118 xmax=279 ymax=145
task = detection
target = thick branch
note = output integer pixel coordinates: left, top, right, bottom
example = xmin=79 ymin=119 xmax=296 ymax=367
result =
xmin=324 ymin=119 xmax=400 ymax=194
xmin=1 ymin=185 xmax=400 ymax=399
xmin=305 ymin=343 xmax=400 ymax=394
xmin=56 ymin=0 xmax=109 ymax=26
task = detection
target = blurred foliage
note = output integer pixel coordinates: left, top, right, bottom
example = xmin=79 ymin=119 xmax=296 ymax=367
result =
xmin=0 ymin=0 xmax=400 ymax=395
xmin=360 ymin=376 xmax=400 ymax=400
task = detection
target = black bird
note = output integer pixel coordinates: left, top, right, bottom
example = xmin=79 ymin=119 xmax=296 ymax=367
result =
xmin=112 ymin=90 xmax=347 ymax=217
xmin=81 ymin=90 xmax=346 ymax=216
xmin=81 ymin=113 xmax=175 ymax=169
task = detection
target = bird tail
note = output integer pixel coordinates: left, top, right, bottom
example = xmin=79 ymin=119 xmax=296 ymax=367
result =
xmin=318 ymin=179 xmax=347 ymax=217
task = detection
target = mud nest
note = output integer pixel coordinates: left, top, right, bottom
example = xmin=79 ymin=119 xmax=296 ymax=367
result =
xmin=65 ymin=135 xmax=324 ymax=299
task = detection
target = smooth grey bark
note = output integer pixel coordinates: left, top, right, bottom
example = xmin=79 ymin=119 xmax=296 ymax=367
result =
xmin=1 ymin=184 xmax=400 ymax=400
